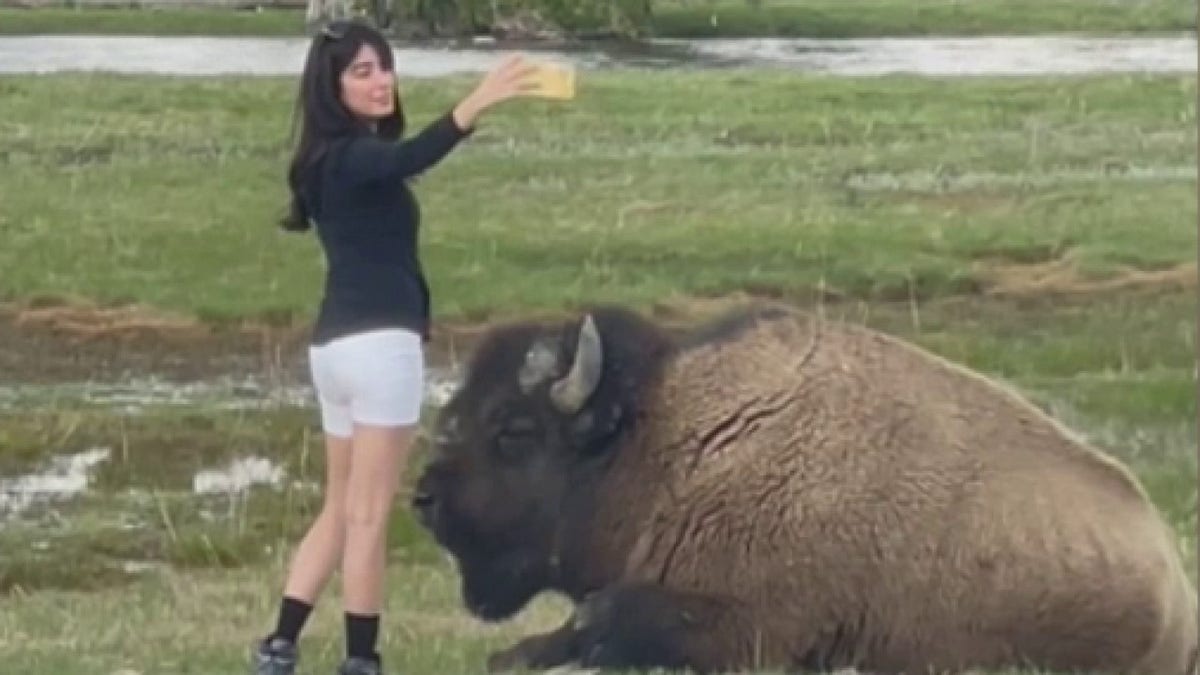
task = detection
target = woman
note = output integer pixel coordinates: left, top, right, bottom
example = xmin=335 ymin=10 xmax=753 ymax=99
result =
xmin=253 ymin=19 xmax=538 ymax=675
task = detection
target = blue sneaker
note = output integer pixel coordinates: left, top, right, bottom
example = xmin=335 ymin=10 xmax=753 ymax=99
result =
xmin=252 ymin=636 xmax=298 ymax=675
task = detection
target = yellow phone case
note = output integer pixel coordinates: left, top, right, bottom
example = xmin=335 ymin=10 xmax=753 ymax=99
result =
xmin=526 ymin=62 xmax=576 ymax=100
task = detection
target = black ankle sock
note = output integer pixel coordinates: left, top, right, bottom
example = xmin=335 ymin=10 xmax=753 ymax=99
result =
xmin=345 ymin=612 xmax=380 ymax=661
xmin=271 ymin=596 xmax=313 ymax=644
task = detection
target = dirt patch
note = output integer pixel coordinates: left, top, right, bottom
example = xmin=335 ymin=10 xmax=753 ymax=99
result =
xmin=0 ymin=291 xmax=791 ymax=384
xmin=883 ymin=189 xmax=1018 ymax=215
xmin=0 ymin=296 xmax=576 ymax=385
xmin=972 ymin=252 xmax=1197 ymax=298
xmin=0 ymin=292 xmax=772 ymax=387
xmin=12 ymin=298 xmax=228 ymax=341
xmin=0 ymin=297 xmax=307 ymax=384
xmin=1 ymin=275 xmax=1193 ymax=386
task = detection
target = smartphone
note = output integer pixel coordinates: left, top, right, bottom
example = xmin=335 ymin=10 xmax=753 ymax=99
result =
xmin=525 ymin=61 xmax=576 ymax=100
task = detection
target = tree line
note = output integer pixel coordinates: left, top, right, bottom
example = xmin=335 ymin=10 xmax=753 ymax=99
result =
xmin=312 ymin=0 xmax=752 ymax=39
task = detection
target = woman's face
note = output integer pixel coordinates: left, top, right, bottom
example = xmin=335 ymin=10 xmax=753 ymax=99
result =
xmin=339 ymin=44 xmax=395 ymax=120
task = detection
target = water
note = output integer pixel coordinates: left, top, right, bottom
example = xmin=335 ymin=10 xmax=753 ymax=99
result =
xmin=0 ymin=448 xmax=291 ymax=520
xmin=0 ymin=34 xmax=1194 ymax=76
xmin=660 ymin=35 xmax=1198 ymax=76
xmin=0 ymin=362 xmax=462 ymax=524
xmin=0 ymin=366 xmax=462 ymax=413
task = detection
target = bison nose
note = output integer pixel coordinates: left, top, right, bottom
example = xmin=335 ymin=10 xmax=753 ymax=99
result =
xmin=411 ymin=489 xmax=435 ymax=512
xmin=411 ymin=484 xmax=439 ymax=528
xmin=411 ymin=463 xmax=449 ymax=526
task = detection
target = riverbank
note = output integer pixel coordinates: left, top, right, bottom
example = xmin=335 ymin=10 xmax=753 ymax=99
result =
xmin=1 ymin=0 xmax=1195 ymax=39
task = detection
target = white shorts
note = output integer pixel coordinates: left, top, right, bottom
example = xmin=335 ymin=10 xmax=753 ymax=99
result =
xmin=307 ymin=328 xmax=425 ymax=437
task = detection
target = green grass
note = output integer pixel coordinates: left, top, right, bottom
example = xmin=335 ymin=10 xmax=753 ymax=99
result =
xmin=0 ymin=556 xmax=572 ymax=673
xmin=1 ymin=0 xmax=1196 ymax=37
xmin=0 ymin=561 xmax=1119 ymax=674
xmin=0 ymin=294 xmax=1195 ymax=671
xmin=0 ymin=291 xmax=1195 ymax=671
xmin=0 ymin=295 xmax=1194 ymax=598
xmin=0 ymin=71 xmax=1195 ymax=323
xmin=0 ymin=68 xmax=1195 ymax=672
xmin=0 ymin=405 xmax=446 ymax=595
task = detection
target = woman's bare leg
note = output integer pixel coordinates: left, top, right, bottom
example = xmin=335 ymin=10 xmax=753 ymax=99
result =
xmin=254 ymin=431 xmax=354 ymax=674
xmin=340 ymin=423 xmax=418 ymax=663
xmin=282 ymin=431 xmax=353 ymax=602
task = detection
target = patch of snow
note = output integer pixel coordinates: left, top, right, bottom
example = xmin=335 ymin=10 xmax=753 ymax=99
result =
xmin=0 ymin=447 xmax=111 ymax=519
xmin=192 ymin=456 xmax=285 ymax=496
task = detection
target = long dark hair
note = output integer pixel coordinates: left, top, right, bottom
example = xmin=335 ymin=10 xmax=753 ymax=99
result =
xmin=280 ymin=19 xmax=406 ymax=232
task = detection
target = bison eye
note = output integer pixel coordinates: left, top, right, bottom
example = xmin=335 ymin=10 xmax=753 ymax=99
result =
xmin=492 ymin=417 xmax=539 ymax=462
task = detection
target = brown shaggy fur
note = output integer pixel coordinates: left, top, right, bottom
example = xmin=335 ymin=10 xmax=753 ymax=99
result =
xmin=571 ymin=307 xmax=1197 ymax=673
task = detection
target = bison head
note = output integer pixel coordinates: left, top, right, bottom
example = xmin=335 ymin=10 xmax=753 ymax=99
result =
xmin=411 ymin=308 xmax=672 ymax=621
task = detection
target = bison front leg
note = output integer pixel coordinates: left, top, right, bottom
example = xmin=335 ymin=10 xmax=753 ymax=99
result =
xmin=571 ymin=581 xmax=756 ymax=674
xmin=486 ymin=616 xmax=578 ymax=673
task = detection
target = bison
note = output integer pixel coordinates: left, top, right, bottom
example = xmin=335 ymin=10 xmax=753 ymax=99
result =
xmin=411 ymin=302 xmax=1198 ymax=674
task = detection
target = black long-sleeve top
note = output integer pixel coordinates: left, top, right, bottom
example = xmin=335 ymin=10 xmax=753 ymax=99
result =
xmin=303 ymin=111 xmax=473 ymax=346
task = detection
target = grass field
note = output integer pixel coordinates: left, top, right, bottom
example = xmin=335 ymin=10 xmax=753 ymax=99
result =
xmin=0 ymin=0 xmax=1196 ymax=37
xmin=2 ymin=72 xmax=1196 ymax=320
xmin=0 ymin=65 xmax=1196 ymax=672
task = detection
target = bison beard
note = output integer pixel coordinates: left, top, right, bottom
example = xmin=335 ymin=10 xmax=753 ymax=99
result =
xmin=413 ymin=302 xmax=1199 ymax=675
xmin=457 ymin=551 xmax=548 ymax=622
xmin=414 ymin=472 xmax=557 ymax=622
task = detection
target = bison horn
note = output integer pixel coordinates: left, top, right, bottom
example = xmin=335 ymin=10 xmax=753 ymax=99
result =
xmin=550 ymin=315 xmax=603 ymax=414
